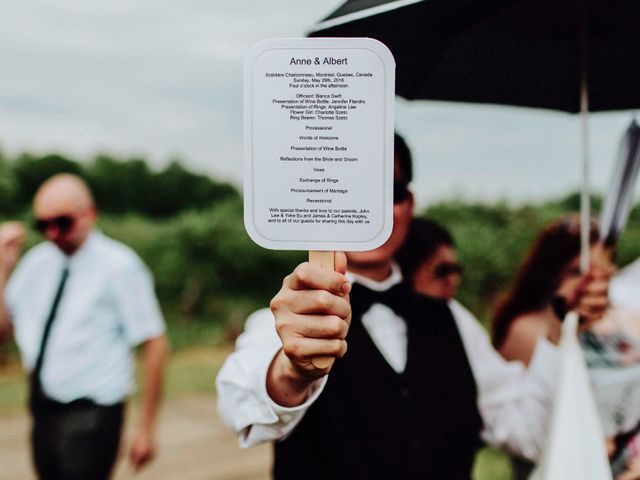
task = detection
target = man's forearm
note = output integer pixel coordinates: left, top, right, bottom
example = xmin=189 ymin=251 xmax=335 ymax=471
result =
xmin=138 ymin=335 xmax=169 ymax=432
xmin=0 ymin=271 xmax=12 ymax=340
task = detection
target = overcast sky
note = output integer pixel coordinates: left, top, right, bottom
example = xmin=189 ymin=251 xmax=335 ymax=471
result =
xmin=0 ymin=0 xmax=637 ymax=208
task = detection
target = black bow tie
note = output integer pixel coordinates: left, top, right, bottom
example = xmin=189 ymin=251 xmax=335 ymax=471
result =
xmin=349 ymin=281 xmax=414 ymax=319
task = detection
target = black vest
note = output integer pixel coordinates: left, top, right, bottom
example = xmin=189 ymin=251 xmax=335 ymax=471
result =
xmin=274 ymin=283 xmax=483 ymax=480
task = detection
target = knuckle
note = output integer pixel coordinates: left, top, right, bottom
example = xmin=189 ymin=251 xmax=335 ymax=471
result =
xmin=274 ymin=318 xmax=287 ymax=336
xmin=338 ymin=298 xmax=352 ymax=320
xmin=274 ymin=311 xmax=296 ymax=336
xmin=294 ymin=263 xmax=312 ymax=284
xmin=328 ymin=339 xmax=342 ymax=354
xmin=271 ymin=289 xmax=297 ymax=314
xmin=338 ymin=340 xmax=348 ymax=357
xmin=282 ymin=339 xmax=303 ymax=359
xmin=344 ymin=306 xmax=353 ymax=324
xmin=315 ymin=290 xmax=333 ymax=311
xmin=282 ymin=270 xmax=301 ymax=290
xmin=270 ymin=295 xmax=285 ymax=313
xmin=289 ymin=340 xmax=306 ymax=359
xmin=326 ymin=316 xmax=346 ymax=338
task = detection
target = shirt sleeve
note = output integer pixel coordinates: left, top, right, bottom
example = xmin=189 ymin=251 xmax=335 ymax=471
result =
xmin=216 ymin=308 xmax=326 ymax=448
xmin=110 ymin=261 xmax=166 ymax=346
xmin=4 ymin=270 xmax=19 ymax=320
xmin=3 ymin=248 xmax=40 ymax=323
xmin=449 ymin=300 xmax=559 ymax=461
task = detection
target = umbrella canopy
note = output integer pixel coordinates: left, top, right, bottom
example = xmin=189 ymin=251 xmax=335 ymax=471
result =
xmin=310 ymin=0 xmax=640 ymax=270
xmin=309 ymin=0 xmax=640 ymax=113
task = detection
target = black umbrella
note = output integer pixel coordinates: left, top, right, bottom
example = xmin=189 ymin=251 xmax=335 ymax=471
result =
xmin=309 ymin=0 xmax=640 ymax=112
xmin=309 ymin=0 xmax=640 ymax=269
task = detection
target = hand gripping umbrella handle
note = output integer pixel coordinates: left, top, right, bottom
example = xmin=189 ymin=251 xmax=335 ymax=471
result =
xmin=308 ymin=251 xmax=336 ymax=369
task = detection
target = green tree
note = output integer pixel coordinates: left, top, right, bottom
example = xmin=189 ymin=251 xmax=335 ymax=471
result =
xmin=0 ymin=149 xmax=18 ymax=215
xmin=12 ymin=153 xmax=82 ymax=207
xmin=144 ymin=161 xmax=238 ymax=217
xmin=85 ymin=155 xmax=153 ymax=214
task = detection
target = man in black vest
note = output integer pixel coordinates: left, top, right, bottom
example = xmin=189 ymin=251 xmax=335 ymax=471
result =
xmin=217 ymin=133 xmax=610 ymax=479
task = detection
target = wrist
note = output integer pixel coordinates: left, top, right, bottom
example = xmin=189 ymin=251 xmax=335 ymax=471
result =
xmin=136 ymin=421 xmax=155 ymax=437
xmin=267 ymin=349 xmax=316 ymax=407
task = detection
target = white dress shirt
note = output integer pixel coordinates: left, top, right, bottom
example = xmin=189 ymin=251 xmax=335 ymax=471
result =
xmin=216 ymin=264 xmax=559 ymax=461
xmin=5 ymin=231 xmax=165 ymax=405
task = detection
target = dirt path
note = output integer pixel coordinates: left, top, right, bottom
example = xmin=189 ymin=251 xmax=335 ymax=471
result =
xmin=0 ymin=395 xmax=271 ymax=480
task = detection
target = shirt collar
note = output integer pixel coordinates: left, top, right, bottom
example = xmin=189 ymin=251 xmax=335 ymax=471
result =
xmin=346 ymin=262 xmax=404 ymax=292
xmin=50 ymin=229 xmax=99 ymax=270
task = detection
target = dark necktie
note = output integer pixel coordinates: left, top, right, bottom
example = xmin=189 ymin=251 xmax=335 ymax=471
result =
xmin=30 ymin=265 xmax=69 ymax=400
xmin=349 ymin=281 xmax=413 ymax=320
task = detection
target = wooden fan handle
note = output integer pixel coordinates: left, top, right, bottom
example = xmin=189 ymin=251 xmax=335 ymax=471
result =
xmin=308 ymin=251 xmax=336 ymax=369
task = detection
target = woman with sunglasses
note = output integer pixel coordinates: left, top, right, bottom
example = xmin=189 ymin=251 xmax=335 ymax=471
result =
xmin=492 ymin=215 xmax=640 ymax=480
xmin=395 ymin=217 xmax=463 ymax=301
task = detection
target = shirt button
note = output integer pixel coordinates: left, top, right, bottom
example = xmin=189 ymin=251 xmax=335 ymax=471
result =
xmin=281 ymin=414 xmax=293 ymax=422
xmin=400 ymin=388 xmax=410 ymax=398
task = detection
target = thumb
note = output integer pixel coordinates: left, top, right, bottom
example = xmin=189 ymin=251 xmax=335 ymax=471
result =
xmin=334 ymin=251 xmax=348 ymax=275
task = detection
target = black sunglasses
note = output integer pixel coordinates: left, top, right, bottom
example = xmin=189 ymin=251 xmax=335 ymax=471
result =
xmin=34 ymin=215 xmax=75 ymax=234
xmin=394 ymin=181 xmax=410 ymax=204
xmin=434 ymin=262 xmax=464 ymax=279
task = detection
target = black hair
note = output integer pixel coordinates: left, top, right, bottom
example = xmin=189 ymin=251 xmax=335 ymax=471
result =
xmin=394 ymin=132 xmax=413 ymax=183
xmin=396 ymin=217 xmax=454 ymax=280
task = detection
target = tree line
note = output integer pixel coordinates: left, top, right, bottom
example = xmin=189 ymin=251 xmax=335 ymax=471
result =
xmin=0 ymin=150 xmax=238 ymax=217
xmin=2 ymin=148 xmax=639 ymax=334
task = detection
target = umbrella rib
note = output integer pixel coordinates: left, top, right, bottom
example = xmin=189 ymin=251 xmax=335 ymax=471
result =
xmin=310 ymin=0 xmax=425 ymax=33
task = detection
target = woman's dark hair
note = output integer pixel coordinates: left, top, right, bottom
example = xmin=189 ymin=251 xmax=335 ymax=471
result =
xmin=396 ymin=217 xmax=454 ymax=280
xmin=491 ymin=215 xmax=599 ymax=348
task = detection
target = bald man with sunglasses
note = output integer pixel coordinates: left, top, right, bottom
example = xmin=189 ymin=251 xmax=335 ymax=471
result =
xmin=0 ymin=174 xmax=169 ymax=480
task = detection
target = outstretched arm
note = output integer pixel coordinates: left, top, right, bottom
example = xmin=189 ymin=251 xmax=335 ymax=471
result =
xmin=216 ymin=252 xmax=351 ymax=447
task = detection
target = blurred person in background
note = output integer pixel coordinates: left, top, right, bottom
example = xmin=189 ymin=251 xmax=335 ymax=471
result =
xmin=395 ymin=216 xmax=463 ymax=300
xmin=492 ymin=216 xmax=602 ymax=366
xmin=395 ymin=217 xmax=491 ymax=386
xmin=0 ymin=173 xmax=169 ymax=480
xmin=492 ymin=215 xmax=640 ymax=480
